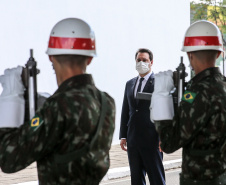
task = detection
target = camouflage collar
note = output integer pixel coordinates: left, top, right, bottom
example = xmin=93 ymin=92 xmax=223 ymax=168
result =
xmin=56 ymin=74 xmax=95 ymax=93
xmin=187 ymin=67 xmax=221 ymax=88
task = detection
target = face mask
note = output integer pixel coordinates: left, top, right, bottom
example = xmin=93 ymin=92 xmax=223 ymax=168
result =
xmin=136 ymin=61 xmax=150 ymax=74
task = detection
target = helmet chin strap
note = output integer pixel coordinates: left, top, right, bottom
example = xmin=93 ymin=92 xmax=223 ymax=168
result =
xmin=188 ymin=53 xmax=195 ymax=73
xmin=189 ymin=53 xmax=192 ymax=66
xmin=217 ymin=51 xmax=221 ymax=59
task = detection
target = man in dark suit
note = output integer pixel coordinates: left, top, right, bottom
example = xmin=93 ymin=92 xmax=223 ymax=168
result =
xmin=119 ymin=48 xmax=165 ymax=185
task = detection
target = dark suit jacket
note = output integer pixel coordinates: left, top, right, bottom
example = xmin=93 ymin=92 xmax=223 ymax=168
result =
xmin=119 ymin=73 xmax=157 ymax=147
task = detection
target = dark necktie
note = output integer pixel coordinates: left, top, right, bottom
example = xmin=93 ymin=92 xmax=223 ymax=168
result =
xmin=136 ymin=77 xmax=144 ymax=103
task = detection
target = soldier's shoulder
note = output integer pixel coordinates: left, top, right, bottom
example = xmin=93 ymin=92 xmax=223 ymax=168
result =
xmin=194 ymin=78 xmax=222 ymax=96
xmin=102 ymin=92 xmax=115 ymax=105
xmin=45 ymin=92 xmax=63 ymax=103
xmin=182 ymin=81 xmax=211 ymax=105
xmin=41 ymin=91 xmax=71 ymax=110
xmin=40 ymin=93 xmax=57 ymax=107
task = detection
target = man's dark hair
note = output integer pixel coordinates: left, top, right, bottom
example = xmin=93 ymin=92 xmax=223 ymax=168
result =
xmin=135 ymin=48 xmax=153 ymax=61
xmin=53 ymin=55 xmax=89 ymax=68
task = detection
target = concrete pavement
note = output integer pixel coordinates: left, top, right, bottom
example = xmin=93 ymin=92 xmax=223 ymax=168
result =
xmin=0 ymin=145 xmax=182 ymax=185
xmin=103 ymin=145 xmax=182 ymax=181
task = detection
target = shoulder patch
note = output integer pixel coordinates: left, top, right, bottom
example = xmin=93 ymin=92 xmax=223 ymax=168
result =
xmin=30 ymin=116 xmax=43 ymax=130
xmin=182 ymin=91 xmax=197 ymax=104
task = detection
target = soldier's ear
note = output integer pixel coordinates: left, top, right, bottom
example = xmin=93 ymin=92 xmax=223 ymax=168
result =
xmin=87 ymin=57 xmax=93 ymax=65
xmin=187 ymin=52 xmax=192 ymax=61
xmin=48 ymin=55 xmax=54 ymax=62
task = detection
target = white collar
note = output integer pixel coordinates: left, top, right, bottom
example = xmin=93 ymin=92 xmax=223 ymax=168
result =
xmin=138 ymin=72 xmax=152 ymax=81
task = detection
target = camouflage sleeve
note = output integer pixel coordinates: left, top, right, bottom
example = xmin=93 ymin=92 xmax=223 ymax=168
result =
xmin=155 ymin=91 xmax=211 ymax=153
xmin=0 ymin=98 xmax=64 ymax=173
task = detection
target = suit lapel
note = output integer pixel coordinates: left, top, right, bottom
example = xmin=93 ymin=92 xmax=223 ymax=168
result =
xmin=133 ymin=77 xmax=138 ymax=97
xmin=129 ymin=77 xmax=138 ymax=106
xmin=143 ymin=73 xmax=155 ymax=93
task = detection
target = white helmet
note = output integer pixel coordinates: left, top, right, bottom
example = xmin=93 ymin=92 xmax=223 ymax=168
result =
xmin=181 ymin=20 xmax=223 ymax=52
xmin=46 ymin=18 xmax=96 ymax=57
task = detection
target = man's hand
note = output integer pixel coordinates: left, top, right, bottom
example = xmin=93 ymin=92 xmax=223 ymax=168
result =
xmin=0 ymin=66 xmax=25 ymax=128
xmin=120 ymin=139 xmax=127 ymax=151
xmin=159 ymin=141 xmax=163 ymax=152
xmin=0 ymin=66 xmax=24 ymax=96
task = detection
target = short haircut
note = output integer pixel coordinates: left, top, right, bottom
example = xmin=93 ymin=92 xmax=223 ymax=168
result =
xmin=135 ymin=48 xmax=153 ymax=61
xmin=192 ymin=50 xmax=219 ymax=62
xmin=53 ymin=55 xmax=89 ymax=67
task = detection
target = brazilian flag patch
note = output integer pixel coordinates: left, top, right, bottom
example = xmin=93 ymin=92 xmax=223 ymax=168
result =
xmin=182 ymin=91 xmax=197 ymax=104
xmin=30 ymin=116 xmax=43 ymax=130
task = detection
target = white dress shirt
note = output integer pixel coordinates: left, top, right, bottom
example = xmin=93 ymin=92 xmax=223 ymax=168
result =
xmin=134 ymin=72 xmax=152 ymax=98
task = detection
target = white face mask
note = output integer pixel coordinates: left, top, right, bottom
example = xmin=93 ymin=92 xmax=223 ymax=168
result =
xmin=136 ymin=61 xmax=150 ymax=74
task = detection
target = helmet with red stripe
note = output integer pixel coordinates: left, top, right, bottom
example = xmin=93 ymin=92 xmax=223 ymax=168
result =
xmin=46 ymin=18 xmax=96 ymax=57
xmin=181 ymin=20 xmax=223 ymax=53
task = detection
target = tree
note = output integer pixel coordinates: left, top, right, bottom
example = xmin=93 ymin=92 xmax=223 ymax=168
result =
xmin=190 ymin=1 xmax=208 ymax=21
xmin=190 ymin=0 xmax=226 ymax=33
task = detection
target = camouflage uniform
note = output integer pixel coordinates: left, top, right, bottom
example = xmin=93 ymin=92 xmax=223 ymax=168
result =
xmin=155 ymin=67 xmax=226 ymax=184
xmin=0 ymin=74 xmax=115 ymax=185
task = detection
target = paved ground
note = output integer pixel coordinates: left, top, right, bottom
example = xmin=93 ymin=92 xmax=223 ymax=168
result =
xmin=0 ymin=145 xmax=182 ymax=185
xmin=109 ymin=145 xmax=182 ymax=169
xmin=100 ymin=169 xmax=181 ymax=185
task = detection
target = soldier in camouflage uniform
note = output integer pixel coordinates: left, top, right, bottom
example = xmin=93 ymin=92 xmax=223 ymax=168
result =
xmin=0 ymin=18 xmax=115 ymax=185
xmin=150 ymin=20 xmax=226 ymax=185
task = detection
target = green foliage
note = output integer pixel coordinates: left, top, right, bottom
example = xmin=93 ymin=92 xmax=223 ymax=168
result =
xmin=190 ymin=1 xmax=208 ymax=21
xmin=218 ymin=4 xmax=226 ymax=32
xmin=190 ymin=0 xmax=226 ymax=33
